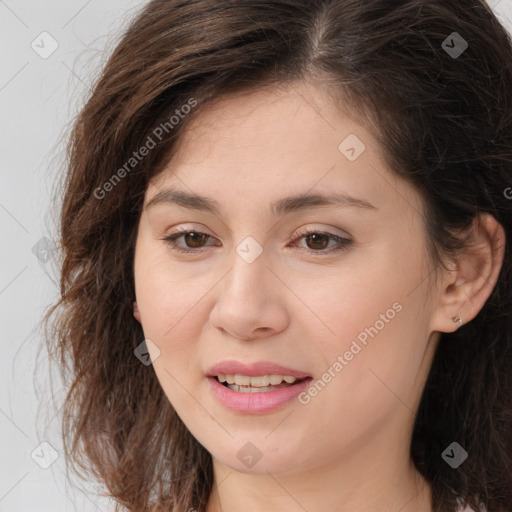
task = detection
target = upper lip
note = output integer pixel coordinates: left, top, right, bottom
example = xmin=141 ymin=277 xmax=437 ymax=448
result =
xmin=207 ymin=360 xmax=311 ymax=379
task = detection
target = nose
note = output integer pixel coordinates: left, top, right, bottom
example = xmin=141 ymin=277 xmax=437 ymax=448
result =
xmin=209 ymin=247 xmax=289 ymax=341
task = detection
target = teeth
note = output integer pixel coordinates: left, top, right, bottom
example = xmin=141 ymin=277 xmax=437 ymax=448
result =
xmin=269 ymin=375 xmax=284 ymax=385
xmin=226 ymin=384 xmax=277 ymax=393
xmin=234 ymin=374 xmax=252 ymax=386
xmin=216 ymin=373 xmax=298 ymax=387
xmin=246 ymin=375 xmax=270 ymax=386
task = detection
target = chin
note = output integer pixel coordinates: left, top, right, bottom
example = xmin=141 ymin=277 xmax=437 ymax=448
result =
xmin=208 ymin=440 xmax=311 ymax=476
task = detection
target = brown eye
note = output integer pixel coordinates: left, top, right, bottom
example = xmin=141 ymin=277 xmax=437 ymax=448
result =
xmin=162 ymin=229 xmax=216 ymax=253
xmin=182 ymin=231 xmax=209 ymax=248
xmin=162 ymin=228 xmax=352 ymax=256
xmin=304 ymin=233 xmax=330 ymax=250
xmin=292 ymin=229 xmax=353 ymax=255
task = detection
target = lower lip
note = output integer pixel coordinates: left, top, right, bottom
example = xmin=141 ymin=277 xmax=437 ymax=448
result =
xmin=207 ymin=376 xmax=312 ymax=414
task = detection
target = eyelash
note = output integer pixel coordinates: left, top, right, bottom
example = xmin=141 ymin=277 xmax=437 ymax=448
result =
xmin=161 ymin=227 xmax=353 ymax=255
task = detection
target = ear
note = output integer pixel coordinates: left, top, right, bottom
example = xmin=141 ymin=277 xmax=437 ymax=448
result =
xmin=430 ymin=213 xmax=505 ymax=333
xmin=133 ymin=301 xmax=142 ymax=323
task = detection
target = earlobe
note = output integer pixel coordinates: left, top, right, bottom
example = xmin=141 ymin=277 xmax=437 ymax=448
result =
xmin=133 ymin=301 xmax=142 ymax=323
xmin=429 ymin=213 xmax=505 ymax=333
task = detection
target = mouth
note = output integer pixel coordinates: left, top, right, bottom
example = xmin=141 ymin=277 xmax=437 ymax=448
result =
xmin=214 ymin=373 xmax=310 ymax=393
xmin=206 ymin=361 xmax=312 ymax=412
xmin=207 ymin=373 xmax=313 ymax=413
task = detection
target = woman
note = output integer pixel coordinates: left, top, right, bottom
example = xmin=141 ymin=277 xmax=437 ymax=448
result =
xmin=44 ymin=0 xmax=512 ymax=511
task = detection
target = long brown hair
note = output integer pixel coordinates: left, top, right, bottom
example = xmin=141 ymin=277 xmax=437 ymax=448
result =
xmin=43 ymin=1 xmax=512 ymax=510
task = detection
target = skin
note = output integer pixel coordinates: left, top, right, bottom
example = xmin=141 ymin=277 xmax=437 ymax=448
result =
xmin=132 ymin=80 xmax=505 ymax=512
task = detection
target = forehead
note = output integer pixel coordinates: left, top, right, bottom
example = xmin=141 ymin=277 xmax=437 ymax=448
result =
xmin=162 ymin=81 xmax=360 ymax=165
xmin=146 ymin=81 xmax=423 ymax=222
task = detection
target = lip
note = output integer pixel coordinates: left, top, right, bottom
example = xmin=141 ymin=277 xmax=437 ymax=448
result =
xmin=206 ymin=360 xmax=311 ymax=379
xmin=206 ymin=361 xmax=313 ymax=414
xmin=207 ymin=375 xmax=313 ymax=414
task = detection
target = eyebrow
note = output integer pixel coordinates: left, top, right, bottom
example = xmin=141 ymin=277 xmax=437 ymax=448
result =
xmin=145 ymin=188 xmax=377 ymax=216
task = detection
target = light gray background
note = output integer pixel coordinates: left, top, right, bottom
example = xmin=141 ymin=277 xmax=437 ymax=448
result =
xmin=1 ymin=1 xmax=511 ymax=511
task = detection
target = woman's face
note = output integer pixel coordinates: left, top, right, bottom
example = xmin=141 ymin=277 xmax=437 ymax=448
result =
xmin=133 ymin=81 xmax=444 ymax=477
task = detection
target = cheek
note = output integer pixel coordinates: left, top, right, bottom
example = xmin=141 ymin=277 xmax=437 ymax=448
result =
xmin=133 ymin=246 xmax=219 ymax=409
xmin=290 ymin=259 xmax=395 ymax=353
xmin=296 ymin=250 xmax=426 ymax=416
xmin=134 ymin=242 xmax=205 ymax=336
xmin=296 ymin=312 xmax=412 ymax=455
